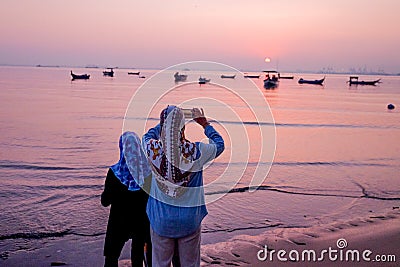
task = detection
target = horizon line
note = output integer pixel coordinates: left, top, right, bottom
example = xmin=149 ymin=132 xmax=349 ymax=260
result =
xmin=0 ymin=63 xmax=399 ymax=76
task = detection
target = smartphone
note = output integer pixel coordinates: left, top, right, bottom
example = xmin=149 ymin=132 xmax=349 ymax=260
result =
xmin=181 ymin=108 xmax=193 ymax=119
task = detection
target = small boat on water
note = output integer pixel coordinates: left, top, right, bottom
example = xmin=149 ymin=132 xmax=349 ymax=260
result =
xmin=244 ymin=74 xmax=260 ymax=79
xmin=70 ymin=71 xmax=90 ymax=80
xmin=298 ymin=77 xmax=325 ymax=85
xmin=263 ymin=70 xmax=294 ymax=80
xmin=263 ymin=71 xmax=279 ymax=89
xmin=103 ymin=68 xmax=114 ymax=77
xmin=220 ymin=74 xmax=236 ymax=79
xmin=263 ymin=77 xmax=279 ymax=89
xmin=128 ymin=71 xmax=140 ymax=75
xmin=348 ymin=76 xmax=381 ymax=86
xmin=278 ymin=73 xmax=294 ymax=79
xmin=174 ymin=72 xmax=188 ymax=82
xmin=199 ymin=77 xmax=210 ymax=84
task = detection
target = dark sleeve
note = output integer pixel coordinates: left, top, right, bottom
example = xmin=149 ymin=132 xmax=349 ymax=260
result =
xmin=101 ymin=169 xmax=116 ymax=207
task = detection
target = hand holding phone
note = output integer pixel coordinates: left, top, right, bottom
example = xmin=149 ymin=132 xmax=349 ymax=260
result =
xmin=192 ymin=108 xmax=209 ymax=128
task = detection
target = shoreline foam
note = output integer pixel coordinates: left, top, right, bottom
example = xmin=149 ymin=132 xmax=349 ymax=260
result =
xmin=2 ymin=210 xmax=399 ymax=266
xmin=201 ymin=209 xmax=400 ymax=266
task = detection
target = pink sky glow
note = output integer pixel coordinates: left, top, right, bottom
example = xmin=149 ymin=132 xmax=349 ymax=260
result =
xmin=1 ymin=0 xmax=400 ymax=72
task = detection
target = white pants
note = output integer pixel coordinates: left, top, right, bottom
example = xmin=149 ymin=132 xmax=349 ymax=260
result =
xmin=150 ymin=226 xmax=201 ymax=267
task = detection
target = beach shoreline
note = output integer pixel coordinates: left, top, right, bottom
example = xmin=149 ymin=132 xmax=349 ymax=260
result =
xmin=1 ymin=209 xmax=398 ymax=266
xmin=201 ymin=209 xmax=400 ymax=266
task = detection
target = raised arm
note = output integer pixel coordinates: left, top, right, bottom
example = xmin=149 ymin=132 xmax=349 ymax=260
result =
xmin=192 ymin=108 xmax=225 ymax=165
xmin=204 ymin=124 xmax=224 ymax=157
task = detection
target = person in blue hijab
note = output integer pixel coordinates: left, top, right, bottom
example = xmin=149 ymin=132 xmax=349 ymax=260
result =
xmin=101 ymin=131 xmax=152 ymax=267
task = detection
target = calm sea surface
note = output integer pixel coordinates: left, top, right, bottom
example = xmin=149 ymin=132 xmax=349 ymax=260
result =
xmin=0 ymin=66 xmax=399 ymax=260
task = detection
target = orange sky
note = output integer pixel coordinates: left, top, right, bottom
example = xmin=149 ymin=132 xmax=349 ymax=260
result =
xmin=1 ymin=0 xmax=399 ymax=72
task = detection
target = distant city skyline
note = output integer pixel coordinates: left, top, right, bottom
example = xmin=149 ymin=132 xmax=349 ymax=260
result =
xmin=8 ymin=62 xmax=395 ymax=76
xmin=1 ymin=0 xmax=400 ymax=73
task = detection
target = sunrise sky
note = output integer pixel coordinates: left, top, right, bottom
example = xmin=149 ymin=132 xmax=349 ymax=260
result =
xmin=1 ymin=0 xmax=399 ymax=72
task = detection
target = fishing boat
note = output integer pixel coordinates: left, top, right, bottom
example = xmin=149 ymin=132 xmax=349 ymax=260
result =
xmin=278 ymin=73 xmax=294 ymax=79
xmin=244 ymin=74 xmax=260 ymax=78
xmin=298 ymin=77 xmax=325 ymax=85
xmin=263 ymin=77 xmax=279 ymax=89
xmin=263 ymin=70 xmax=279 ymax=89
xmin=174 ymin=72 xmax=188 ymax=82
xmin=70 ymin=71 xmax=90 ymax=80
xmin=220 ymin=74 xmax=236 ymax=79
xmin=128 ymin=71 xmax=140 ymax=75
xmin=348 ymin=76 xmax=381 ymax=86
xmin=198 ymin=77 xmax=210 ymax=84
xmin=103 ymin=68 xmax=114 ymax=77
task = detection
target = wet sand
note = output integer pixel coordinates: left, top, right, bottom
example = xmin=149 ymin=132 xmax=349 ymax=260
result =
xmin=4 ymin=210 xmax=399 ymax=266
xmin=201 ymin=210 xmax=400 ymax=266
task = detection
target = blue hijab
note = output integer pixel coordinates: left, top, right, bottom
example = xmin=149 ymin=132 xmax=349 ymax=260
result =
xmin=110 ymin=131 xmax=152 ymax=191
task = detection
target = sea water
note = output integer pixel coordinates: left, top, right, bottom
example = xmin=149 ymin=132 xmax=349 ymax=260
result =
xmin=0 ymin=66 xmax=399 ymax=262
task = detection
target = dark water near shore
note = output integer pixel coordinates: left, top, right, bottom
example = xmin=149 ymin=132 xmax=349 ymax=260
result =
xmin=0 ymin=66 xmax=399 ymax=262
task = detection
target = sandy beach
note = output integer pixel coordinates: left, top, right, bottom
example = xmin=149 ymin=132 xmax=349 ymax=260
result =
xmin=2 ymin=209 xmax=397 ymax=266
xmin=201 ymin=209 xmax=400 ymax=266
